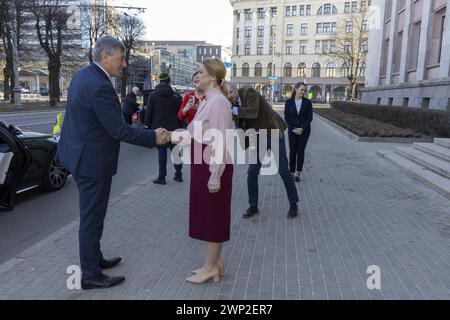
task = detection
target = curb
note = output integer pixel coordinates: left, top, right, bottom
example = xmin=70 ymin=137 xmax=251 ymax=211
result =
xmin=315 ymin=113 xmax=435 ymax=144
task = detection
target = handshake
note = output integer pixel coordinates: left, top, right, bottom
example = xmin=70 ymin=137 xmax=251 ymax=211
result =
xmin=155 ymin=128 xmax=172 ymax=145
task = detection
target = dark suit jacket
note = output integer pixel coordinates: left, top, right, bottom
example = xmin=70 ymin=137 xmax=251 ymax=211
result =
xmin=284 ymin=97 xmax=313 ymax=131
xmin=122 ymin=92 xmax=139 ymax=115
xmin=57 ymin=63 xmax=156 ymax=178
xmin=232 ymin=86 xmax=288 ymax=138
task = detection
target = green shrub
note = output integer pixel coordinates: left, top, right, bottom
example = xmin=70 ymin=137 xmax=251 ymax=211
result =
xmin=331 ymin=101 xmax=450 ymax=137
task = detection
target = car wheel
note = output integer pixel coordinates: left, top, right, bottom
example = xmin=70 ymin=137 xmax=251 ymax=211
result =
xmin=41 ymin=150 xmax=68 ymax=192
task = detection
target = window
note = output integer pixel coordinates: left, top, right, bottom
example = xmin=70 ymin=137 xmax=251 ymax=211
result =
xmin=242 ymin=63 xmax=250 ymax=77
xmin=270 ymin=45 xmax=276 ymax=55
xmin=257 ymin=44 xmax=264 ymax=55
xmin=301 ymin=23 xmax=308 ymax=35
xmin=322 ymin=41 xmax=329 ymax=54
xmin=270 ymin=25 xmax=276 ymax=37
xmin=232 ymin=64 xmax=237 ymax=77
xmin=326 ymin=63 xmax=337 ymax=77
xmin=342 ymin=63 xmax=349 ymax=77
xmin=245 ymin=44 xmax=251 ymax=55
xmin=271 ymin=7 xmax=277 ymax=17
xmin=300 ymin=5 xmax=305 ymax=16
xmin=330 ymin=41 xmax=336 ymax=53
xmin=306 ymin=5 xmax=311 ymax=15
xmin=421 ymin=98 xmax=430 ymax=109
xmin=352 ymin=1 xmax=357 ymax=13
xmin=393 ymin=31 xmax=403 ymax=73
xmin=292 ymin=6 xmax=297 ymax=16
xmin=285 ymin=6 xmax=291 ymax=17
xmin=245 ymin=27 xmax=252 ymax=38
xmin=267 ymin=63 xmax=275 ymax=76
xmin=346 ymin=21 xmax=353 ymax=33
xmin=315 ymin=40 xmax=322 ymax=54
xmin=344 ymin=43 xmax=352 ymax=53
xmin=388 ymin=98 xmax=394 ymax=106
xmin=402 ymin=98 xmax=409 ymax=107
xmin=362 ymin=20 xmax=369 ymax=31
xmin=438 ymin=14 xmax=446 ymax=63
xmin=324 ymin=4 xmax=332 ymax=14
xmin=298 ymin=63 xmax=307 ymax=77
xmin=235 ymin=45 xmax=239 ymax=55
xmin=312 ymin=62 xmax=321 ymax=77
xmin=361 ymin=1 xmax=367 ymax=12
xmin=286 ymin=42 xmax=293 ymax=54
xmin=317 ymin=23 xmax=323 ymax=34
xmin=332 ymin=22 xmax=337 ymax=33
xmin=299 ymin=41 xmax=307 ymax=54
xmin=284 ymin=63 xmax=293 ymax=77
xmin=323 ymin=22 xmax=331 ymax=33
xmin=361 ymin=42 xmax=368 ymax=53
xmin=236 ymin=28 xmax=239 ymax=39
xmin=376 ymin=98 xmax=381 ymax=105
xmin=258 ymin=8 xmax=265 ymax=19
xmin=236 ymin=11 xmax=240 ymax=21
xmin=245 ymin=9 xmax=252 ymax=20
xmin=287 ymin=24 xmax=294 ymax=35
xmin=345 ymin=2 xmax=350 ymax=13
xmin=258 ymin=26 xmax=264 ymax=37
xmin=254 ymin=63 xmax=262 ymax=76
xmin=408 ymin=21 xmax=421 ymax=70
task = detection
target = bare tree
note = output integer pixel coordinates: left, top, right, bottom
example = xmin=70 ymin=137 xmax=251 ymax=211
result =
xmin=118 ymin=13 xmax=145 ymax=97
xmin=29 ymin=0 xmax=81 ymax=106
xmin=330 ymin=11 xmax=368 ymax=99
xmin=81 ymin=3 xmax=119 ymax=63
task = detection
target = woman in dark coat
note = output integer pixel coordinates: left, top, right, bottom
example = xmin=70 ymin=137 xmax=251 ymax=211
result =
xmin=284 ymin=82 xmax=313 ymax=182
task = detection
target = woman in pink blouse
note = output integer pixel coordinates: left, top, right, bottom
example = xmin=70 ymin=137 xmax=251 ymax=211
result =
xmin=185 ymin=58 xmax=233 ymax=284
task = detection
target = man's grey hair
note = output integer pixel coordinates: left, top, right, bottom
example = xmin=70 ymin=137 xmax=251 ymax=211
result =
xmin=227 ymin=81 xmax=238 ymax=92
xmin=93 ymin=36 xmax=125 ymax=63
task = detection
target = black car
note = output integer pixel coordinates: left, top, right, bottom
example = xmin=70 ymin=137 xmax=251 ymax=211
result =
xmin=0 ymin=121 xmax=69 ymax=211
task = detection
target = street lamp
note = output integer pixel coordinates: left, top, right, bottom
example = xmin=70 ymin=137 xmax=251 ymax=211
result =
xmin=10 ymin=0 xmax=21 ymax=107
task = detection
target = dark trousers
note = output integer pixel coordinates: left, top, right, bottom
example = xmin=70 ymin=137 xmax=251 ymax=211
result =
xmin=158 ymin=145 xmax=182 ymax=179
xmin=122 ymin=113 xmax=132 ymax=125
xmin=248 ymin=134 xmax=299 ymax=207
xmin=72 ymin=174 xmax=112 ymax=280
xmin=288 ymin=127 xmax=311 ymax=173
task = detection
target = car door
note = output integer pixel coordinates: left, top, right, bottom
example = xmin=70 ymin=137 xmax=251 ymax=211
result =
xmin=0 ymin=121 xmax=32 ymax=211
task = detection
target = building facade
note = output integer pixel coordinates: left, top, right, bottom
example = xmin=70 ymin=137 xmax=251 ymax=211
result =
xmin=362 ymin=0 xmax=450 ymax=110
xmin=230 ymin=0 xmax=369 ymax=102
xmin=196 ymin=45 xmax=222 ymax=62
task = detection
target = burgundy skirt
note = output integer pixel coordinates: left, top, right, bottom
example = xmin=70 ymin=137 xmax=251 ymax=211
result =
xmin=189 ymin=142 xmax=233 ymax=243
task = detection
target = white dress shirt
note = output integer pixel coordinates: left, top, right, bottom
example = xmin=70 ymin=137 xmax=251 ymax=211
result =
xmin=94 ymin=62 xmax=112 ymax=83
xmin=295 ymin=99 xmax=302 ymax=115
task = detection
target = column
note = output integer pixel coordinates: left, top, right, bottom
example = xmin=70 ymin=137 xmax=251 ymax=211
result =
xmin=238 ymin=10 xmax=245 ymax=57
xmin=416 ymin=0 xmax=433 ymax=81
xmin=438 ymin=0 xmax=450 ymax=78
xmin=321 ymin=84 xmax=326 ymax=103
xmin=366 ymin=0 xmax=386 ymax=87
xmin=251 ymin=9 xmax=258 ymax=55
xmin=385 ymin=0 xmax=398 ymax=85
xmin=399 ymin=0 xmax=412 ymax=83
xmin=263 ymin=9 xmax=271 ymax=57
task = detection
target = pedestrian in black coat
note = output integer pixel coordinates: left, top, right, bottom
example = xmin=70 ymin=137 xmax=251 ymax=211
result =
xmin=145 ymin=73 xmax=183 ymax=185
xmin=122 ymin=87 xmax=140 ymax=125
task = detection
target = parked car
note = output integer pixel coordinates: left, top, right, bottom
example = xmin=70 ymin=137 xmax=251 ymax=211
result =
xmin=39 ymin=88 xmax=49 ymax=96
xmin=0 ymin=121 xmax=69 ymax=211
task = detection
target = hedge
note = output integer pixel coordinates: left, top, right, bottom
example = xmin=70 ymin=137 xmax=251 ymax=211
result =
xmin=331 ymin=101 xmax=450 ymax=137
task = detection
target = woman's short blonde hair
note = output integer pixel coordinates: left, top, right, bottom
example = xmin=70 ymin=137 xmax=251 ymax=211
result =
xmin=202 ymin=58 xmax=228 ymax=98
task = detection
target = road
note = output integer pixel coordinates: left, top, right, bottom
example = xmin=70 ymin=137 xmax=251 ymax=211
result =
xmin=0 ymin=111 xmax=159 ymax=264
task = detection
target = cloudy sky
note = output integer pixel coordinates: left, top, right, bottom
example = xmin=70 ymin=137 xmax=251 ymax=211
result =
xmin=114 ymin=0 xmax=234 ymax=47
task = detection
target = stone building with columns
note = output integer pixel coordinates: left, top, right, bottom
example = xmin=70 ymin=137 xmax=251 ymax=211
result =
xmin=362 ymin=0 xmax=450 ymax=110
xmin=229 ymin=0 xmax=368 ymax=103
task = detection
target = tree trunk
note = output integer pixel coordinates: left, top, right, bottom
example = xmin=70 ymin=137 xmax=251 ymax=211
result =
xmin=121 ymin=66 xmax=128 ymax=98
xmin=351 ymin=78 xmax=357 ymax=99
xmin=3 ymin=66 xmax=10 ymax=102
xmin=48 ymin=58 xmax=61 ymax=107
xmin=9 ymin=65 xmax=15 ymax=104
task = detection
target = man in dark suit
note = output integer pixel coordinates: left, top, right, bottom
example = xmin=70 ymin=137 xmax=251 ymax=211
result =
xmin=145 ymin=73 xmax=183 ymax=184
xmin=229 ymin=83 xmax=299 ymax=219
xmin=57 ymin=36 xmax=170 ymax=290
xmin=122 ymin=86 xmax=140 ymax=125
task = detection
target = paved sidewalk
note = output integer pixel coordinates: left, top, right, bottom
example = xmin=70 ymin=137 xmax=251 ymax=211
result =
xmin=1 ymin=116 xmax=450 ymax=300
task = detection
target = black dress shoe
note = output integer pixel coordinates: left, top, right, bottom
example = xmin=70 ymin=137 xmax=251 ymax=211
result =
xmin=174 ymin=176 xmax=183 ymax=182
xmin=100 ymin=257 xmax=122 ymax=269
xmin=81 ymin=273 xmax=125 ymax=290
xmin=153 ymin=177 xmax=166 ymax=185
xmin=243 ymin=206 xmax=259 ymax=219
xmin=287 ymin=204 xmax=298 ymax=219
xmin=295 ymin=176 xmax=300 ymax=182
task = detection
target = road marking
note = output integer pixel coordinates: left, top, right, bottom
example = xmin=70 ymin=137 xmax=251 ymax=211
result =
xmin=16 ymin=121 xmax=54 ymax=126
xmin=0 ymin=111 xmax=64 ymax=118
